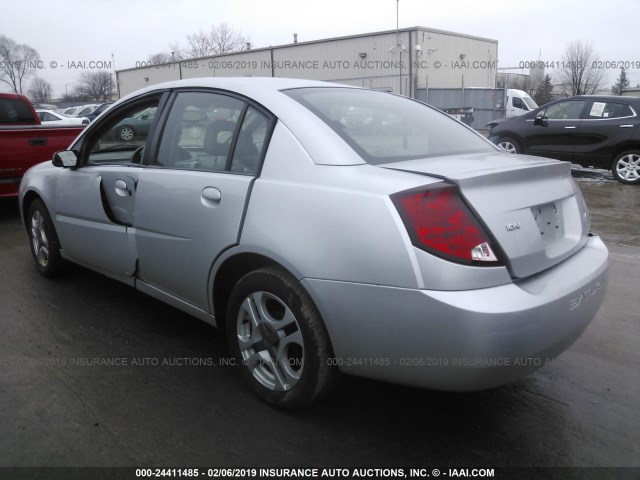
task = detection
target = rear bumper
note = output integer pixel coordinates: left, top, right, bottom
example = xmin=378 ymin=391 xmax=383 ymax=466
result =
xmin=302 ymin=234 xmax=609 ymax=391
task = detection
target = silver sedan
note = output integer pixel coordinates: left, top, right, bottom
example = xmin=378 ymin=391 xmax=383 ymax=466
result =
xmin=19 ymin=78 xmax=609 ymax=408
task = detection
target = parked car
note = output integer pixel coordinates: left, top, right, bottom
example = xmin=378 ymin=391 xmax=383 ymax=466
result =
xmin=72 ymin=104 xmax=100 ymax=118
xmin=19 ymin=78 xmax=609 ymax=407
xmin=487 ymin=95 xmax=640 ymax=184
xmin=60 ymin=106 xmax=82 ymax=116
xmin=0 ymin=93 xmax=85 ymax=197
xmin=36 ymin=109 xmax=89 ymax=126
xmin=86 ymin=102 xmax=114 ymax=122
xmin=110 ymin=106 xmax=157 ymax=141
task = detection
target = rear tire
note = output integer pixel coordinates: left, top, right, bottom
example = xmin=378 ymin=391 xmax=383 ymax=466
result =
xmin=27 ymin=199 xmax=65 ymax=277
xmin=612 ymin=150 xmax=640 ymax=185
xmin=497 ymin=137 xmax=521 ymax=154
xmin=226 ymin=266 xmax=339 ymax=408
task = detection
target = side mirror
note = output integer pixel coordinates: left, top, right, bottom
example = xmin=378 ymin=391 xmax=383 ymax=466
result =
xmin=533 ymin=115 xmax=548 ymax=127
xmin=52 ymin=150 xmax=79 ymax=168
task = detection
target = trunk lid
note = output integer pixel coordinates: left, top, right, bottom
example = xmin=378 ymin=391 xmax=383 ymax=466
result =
xmin=381 ymin=152 xmax=590 ymax=279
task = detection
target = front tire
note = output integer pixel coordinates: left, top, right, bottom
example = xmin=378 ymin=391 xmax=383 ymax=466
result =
xmin=226 ymin=266 xmax=339 ymax=408
xmin=612 ymin=150 xmax=640 ymax=185
xmin=497 ymin=137 xmax=521 ymax=154
xmin=117 ymin=125 xmax=136 ymax=141
xmin=27 ymin=199 xmax=65 ymax=277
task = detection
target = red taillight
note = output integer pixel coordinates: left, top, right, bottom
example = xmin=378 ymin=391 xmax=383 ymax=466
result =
xmin=393 ymin=184 xmax=500 ymax=265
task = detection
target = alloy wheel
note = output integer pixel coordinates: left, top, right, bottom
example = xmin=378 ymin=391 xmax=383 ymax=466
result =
xmin=615 ymin=153 xmax=640 ymax=182
xmin=235 ymin=291 xmax=304 ymax=392
xmin=30 ymin=209 xmax=49 ymax=268
xmin=119 ymin=126 xmax=135 ymax=141
xmin=498 ymin=140 xmax=517 ymax=154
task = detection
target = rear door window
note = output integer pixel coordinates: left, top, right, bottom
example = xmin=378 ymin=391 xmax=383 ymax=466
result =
xmin=153 ymin=91 xmax=273 ymax=175
xmin=587 ymin=101 xmax=635 ymax=119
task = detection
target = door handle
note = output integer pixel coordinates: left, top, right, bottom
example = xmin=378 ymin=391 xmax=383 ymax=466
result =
xmin=201 ymin=187 xmax=221 ymax=206
xmin=28 ymin=138 xmax=47 ymax=146
xmin=620 ymin=124 xmax=634 ymax=128
xmin=114 ymin=179 xmax=130 ymax=196
xmin=564 ymin=126 xmax=577 ymax=129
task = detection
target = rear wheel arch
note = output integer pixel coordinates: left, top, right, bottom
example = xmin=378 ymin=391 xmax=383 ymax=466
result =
xmin=212 ymin=253 xmax=285 ymax=331
xmin=611 ymin=144 xmax=640 ymax=162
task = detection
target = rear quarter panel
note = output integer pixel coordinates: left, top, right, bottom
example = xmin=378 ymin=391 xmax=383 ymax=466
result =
xmin=239 ymin=121 xmax=425 ymax=288
xmin=238 ymin=121 xmax=513 ymax=290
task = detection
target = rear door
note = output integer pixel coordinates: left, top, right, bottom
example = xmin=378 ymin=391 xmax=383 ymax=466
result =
xmin=54 ymin=95 xmax=164 ymax=279
xmin=523 ymin=99 xmax=588 ymax=161
xmin=573 ymin=100 xmax=640 ymax=168
xmin=134 ymin=90 xmax=274 ymax=310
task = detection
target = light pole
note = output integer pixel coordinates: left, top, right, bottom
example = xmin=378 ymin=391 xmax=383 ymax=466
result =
xmin=64 ymin=83 xmax=77 ymax=96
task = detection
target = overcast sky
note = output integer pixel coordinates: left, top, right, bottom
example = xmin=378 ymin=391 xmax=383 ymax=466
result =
xmin=2 ymin=0 xmax=639 ymax=98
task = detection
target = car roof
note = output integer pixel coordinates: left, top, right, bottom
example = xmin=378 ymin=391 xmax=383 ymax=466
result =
xmin=563 ymin=95 xmax=640 ymax=103
xmin=119 ymin=77 xmax=353 ymax=103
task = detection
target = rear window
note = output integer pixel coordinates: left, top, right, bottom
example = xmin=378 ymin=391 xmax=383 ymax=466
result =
xmin=0 ymin=98 xmax=36 ymax=125
xmin=283 ymin=87 xmax=494 ymax=165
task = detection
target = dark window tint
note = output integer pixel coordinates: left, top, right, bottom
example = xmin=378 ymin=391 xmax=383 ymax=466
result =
xmin=230 ymin=107 xmax=269 ymax=175
xmin=587 ymin=101 xmax=634 ymax=119
xmin=0 ymin=98 xmax=36 ymax=124
xmin=512 ymin=97 xmax=526 ymax=109
xmin=284 ymin=87 xmax=493 ymax=164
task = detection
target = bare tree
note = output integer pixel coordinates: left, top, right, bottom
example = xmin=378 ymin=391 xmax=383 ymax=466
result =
xmin=555 ymin=40 xmax=604 ymax=96
xmin=210 ymin=23 xmax=248 ymax=55
xmin=187 ymin=30 xmax=214 ymax=57
xmin=147 ymin=52 xmax=173 ymax=65
xmin=28 ymin=77 xmax=52 ymax=102
xmin=75 ymin=71 xmax=115 ymax=101
xmin=0 ymin=35 xmax=41 ymax=94
xmin=168 ymin=23 xmax=249 ymax=60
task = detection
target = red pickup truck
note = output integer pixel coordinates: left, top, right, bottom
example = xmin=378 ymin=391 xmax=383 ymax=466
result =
xmin=0 ymin=93 xmax=85 ymax=197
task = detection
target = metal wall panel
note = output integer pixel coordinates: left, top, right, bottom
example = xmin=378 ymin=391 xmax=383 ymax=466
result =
xmin=116 ymin=28 xmax=498 ymax=98
xmin=117 ymin=66 xmax=180 ymax=97
xmin=416 ymin=87 xmax=505 ymax=129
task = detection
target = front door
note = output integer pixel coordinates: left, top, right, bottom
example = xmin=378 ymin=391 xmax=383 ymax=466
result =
xmin=524 ymin=99 xmax=587 ymax=161
xmin=54 ymin=96 xmax=163 ymax=279
xmin=55 ymin=165 xmax=141 ymax=277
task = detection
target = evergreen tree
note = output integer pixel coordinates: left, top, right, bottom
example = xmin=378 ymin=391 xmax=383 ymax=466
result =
xmin=611 ymin=67 xmax=630 ymax=95
xmin=533 ymin=74 xmax=554 ymax=106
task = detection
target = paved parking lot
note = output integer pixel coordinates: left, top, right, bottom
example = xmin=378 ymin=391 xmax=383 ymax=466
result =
xmin=0 ymin=169 xmax=638 ymax=479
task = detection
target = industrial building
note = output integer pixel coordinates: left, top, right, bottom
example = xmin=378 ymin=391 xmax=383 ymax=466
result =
xmin=116 ymin=26 xmax=502 ymax=127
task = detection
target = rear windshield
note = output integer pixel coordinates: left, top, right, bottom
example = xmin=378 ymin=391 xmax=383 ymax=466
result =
xmin=283 ymin=87 xmax=494 ymax=164
xmin=0 ymin=98 xmax=35 ymax=125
